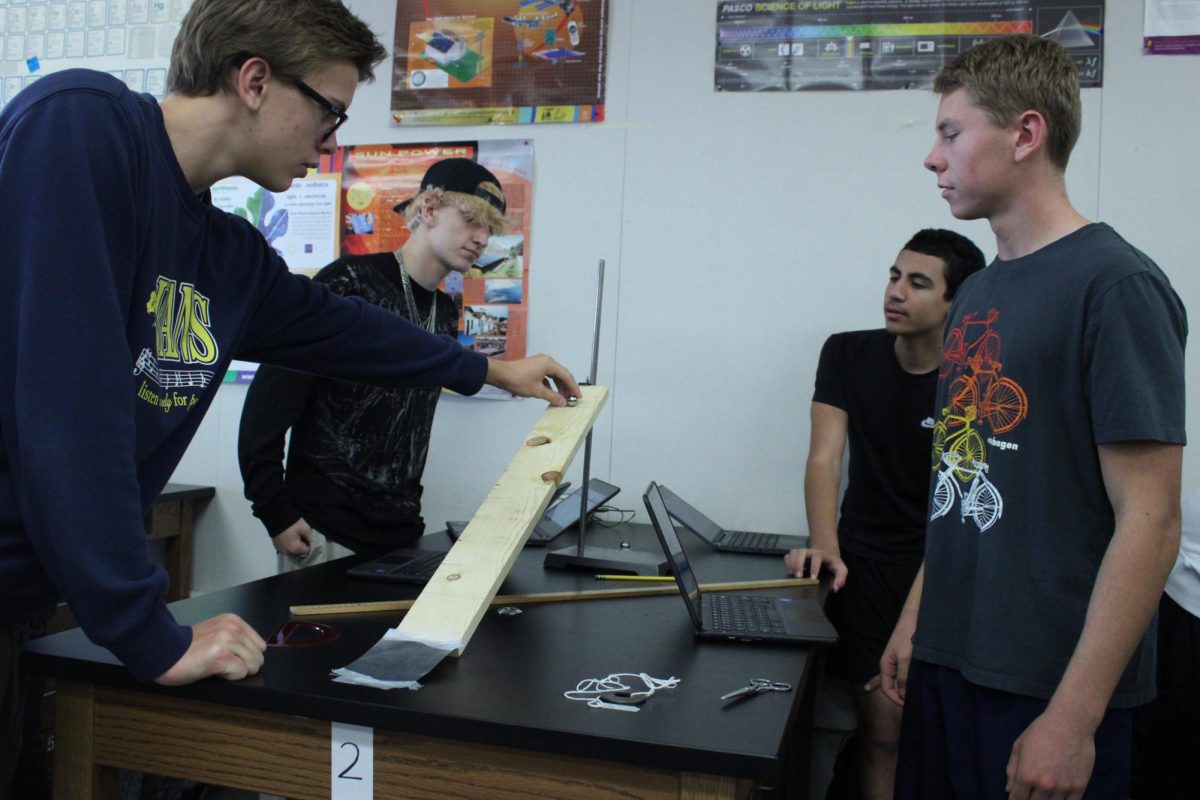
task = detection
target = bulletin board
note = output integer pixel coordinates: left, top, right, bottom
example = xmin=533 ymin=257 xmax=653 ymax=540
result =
xmin=0 ymin=0 xmax=194 ymax=109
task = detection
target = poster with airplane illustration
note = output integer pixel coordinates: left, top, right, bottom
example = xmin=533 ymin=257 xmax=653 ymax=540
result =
xmin=391 ymin=0 xmax=608 ymax=125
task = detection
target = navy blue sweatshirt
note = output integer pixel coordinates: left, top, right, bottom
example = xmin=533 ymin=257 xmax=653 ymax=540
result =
xmin=0 ymin=70 xmax=488 ymax=680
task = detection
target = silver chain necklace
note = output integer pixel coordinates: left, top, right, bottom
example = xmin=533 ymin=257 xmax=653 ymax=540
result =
xmin=394 ymin=251 xmax=437 ymax=332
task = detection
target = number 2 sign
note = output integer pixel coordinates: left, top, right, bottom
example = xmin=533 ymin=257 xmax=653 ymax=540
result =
xmin=331 ymin=722 xmax=373 ymax=799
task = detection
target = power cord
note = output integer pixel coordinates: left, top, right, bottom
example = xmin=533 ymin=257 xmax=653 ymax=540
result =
xmin=590 ymin=504 xmax=636 ymax=526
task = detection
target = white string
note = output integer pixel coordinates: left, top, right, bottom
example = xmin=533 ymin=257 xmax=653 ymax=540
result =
xmin=563 ymin=672 xmax=681 ymax=713
xmin=587 ymin=697 xmax=640 ymax=712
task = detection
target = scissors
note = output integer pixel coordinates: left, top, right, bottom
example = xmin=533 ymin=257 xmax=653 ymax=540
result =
xmin=720 ymin=678 xmax=793 ymax=701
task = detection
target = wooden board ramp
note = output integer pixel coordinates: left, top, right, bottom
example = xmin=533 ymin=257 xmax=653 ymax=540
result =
xmin=396 ymin=385 xmax=609 ymax=656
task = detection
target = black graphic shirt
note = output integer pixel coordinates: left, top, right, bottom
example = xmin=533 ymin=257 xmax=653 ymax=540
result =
xmin=239 ymin=254 xmax=460 ymax=551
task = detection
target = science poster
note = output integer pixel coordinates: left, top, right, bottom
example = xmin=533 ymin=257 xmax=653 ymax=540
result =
xmin=1144 ymin=0 xmax=1200 ymax=54
xmin=210 ymin=173 xmax=342 ymax=383
xmin=715 ymin=1 xmax=1104 ymax=92
xmin=390 ymin=0 xmax=608 ymax=125
xmin=322 ymin=139 xmax=533 ymax=367
xmin=210 ymin=174 xmax=341 ymax=276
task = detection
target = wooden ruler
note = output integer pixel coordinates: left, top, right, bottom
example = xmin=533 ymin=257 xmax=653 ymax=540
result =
xmin=290 ymin=576 xmax=818 ymax=617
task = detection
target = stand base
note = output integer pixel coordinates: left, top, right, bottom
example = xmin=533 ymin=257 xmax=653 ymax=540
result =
xmin=543 ymin=545 xmax=671 ymax=576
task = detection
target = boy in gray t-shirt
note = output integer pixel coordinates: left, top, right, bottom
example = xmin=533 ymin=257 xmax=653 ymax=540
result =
xmin=879 ymin=35 xmax=1187 ymax=800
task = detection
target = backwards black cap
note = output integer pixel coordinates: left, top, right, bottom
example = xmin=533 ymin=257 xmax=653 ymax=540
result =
xmin=392 ymin=158 xmax=506 ymax=215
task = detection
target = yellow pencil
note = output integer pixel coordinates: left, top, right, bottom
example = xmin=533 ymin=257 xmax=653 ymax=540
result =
xmin=594 ymin=574 xmax=676 ymax=582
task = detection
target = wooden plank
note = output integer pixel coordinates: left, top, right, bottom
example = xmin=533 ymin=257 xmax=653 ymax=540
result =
xmin=290 ymin=577 xmax=819 ymax=617
xmin=398 ymin=385 xmax=608 ymax=654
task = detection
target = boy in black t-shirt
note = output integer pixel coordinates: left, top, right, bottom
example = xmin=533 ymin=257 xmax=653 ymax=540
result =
xmin=785 ymin=228 xmax=984 ymax=800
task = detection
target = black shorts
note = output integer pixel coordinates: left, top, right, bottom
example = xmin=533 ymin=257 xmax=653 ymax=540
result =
xmin=897 ymin=660 xmax=1133 ymax=800
xmin=1132 ymin=592 xmax=1200 ymax=800
xmin=823 ymin=549 xmax=921 ymax=683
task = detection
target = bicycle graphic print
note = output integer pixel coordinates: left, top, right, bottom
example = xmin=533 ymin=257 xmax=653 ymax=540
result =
xmin=931 ymin=308 xmax=1028 ymax=532
xmin=931 ymin=405 xmax=985 ymax=482
xmin=941 ymin=309 xmax=1028 ymax=434
xmin=931 ymin=451 xmax=1003 ymax=532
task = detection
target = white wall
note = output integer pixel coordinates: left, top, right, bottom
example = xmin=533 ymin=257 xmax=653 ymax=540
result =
xmin=173 ymin=1 xmax=1200 ymax=594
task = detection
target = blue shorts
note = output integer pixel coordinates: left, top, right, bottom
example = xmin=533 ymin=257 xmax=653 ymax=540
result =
xmin=896 ymin=659 xmax=1132 ymax=800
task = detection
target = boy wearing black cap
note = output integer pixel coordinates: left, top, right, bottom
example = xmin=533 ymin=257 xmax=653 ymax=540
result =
xmin=239 ymin=158 xmax=509 ymax=565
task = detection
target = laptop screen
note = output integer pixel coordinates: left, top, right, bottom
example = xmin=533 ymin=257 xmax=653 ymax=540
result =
xmin=643 ymin=482 xmax=705 ymax=629
xmin=539 ymin=479 xmax=618 ymax=535
xmin=657 ymin=485 xmax=725 ymax=543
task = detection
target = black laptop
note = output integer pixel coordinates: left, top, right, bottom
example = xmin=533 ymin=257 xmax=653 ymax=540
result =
xmin=348 ymin=480 xmax=622 ymax=583
xmin=657 ymin=484 xmax=809 ymax=555
xmin=344 ymin=546 xmax=448 ymax=584
xmin=644 ymin=482 xmax=837 ymax=645
xmin=446 ymin=478 xmax=620 ymax=548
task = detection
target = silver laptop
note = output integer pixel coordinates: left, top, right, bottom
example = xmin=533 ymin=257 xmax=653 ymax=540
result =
xmin=657 ymin=484 xmax=809 ymax=555
xmin=643 ymin=482 xmax=837 ymax=645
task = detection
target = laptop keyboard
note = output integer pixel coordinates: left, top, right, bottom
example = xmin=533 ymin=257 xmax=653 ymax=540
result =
xmin=724 ymin=530 xmax=780 ymax=550
xmin=384 ymin=552 xmax=445 ymax=579
xmin=705 ymin=594 xmax=786 ymax=635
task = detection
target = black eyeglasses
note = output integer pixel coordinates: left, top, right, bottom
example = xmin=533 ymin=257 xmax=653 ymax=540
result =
xmin=292 ymin=79 xmax=348 ymax=143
